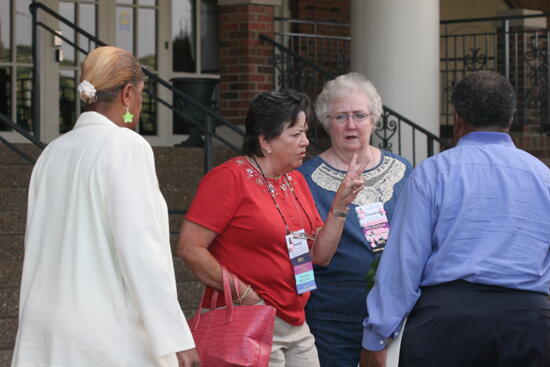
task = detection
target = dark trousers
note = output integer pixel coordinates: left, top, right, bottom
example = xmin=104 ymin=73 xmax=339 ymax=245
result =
xmin=399 ymin=281 xmax=550 ymax=367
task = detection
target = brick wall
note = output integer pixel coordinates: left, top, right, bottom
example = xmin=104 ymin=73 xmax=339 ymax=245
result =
xmin=218 ymin=4 xmax=276 ymax=125
xmin=290 ymin=0 xmax=350 ymax=30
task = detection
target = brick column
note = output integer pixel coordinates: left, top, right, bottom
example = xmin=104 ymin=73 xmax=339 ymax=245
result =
xmin=218 ymin=0 xmax=280 ymax=125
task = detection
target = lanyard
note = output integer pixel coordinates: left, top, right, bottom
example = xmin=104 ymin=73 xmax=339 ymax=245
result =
xmin=250 ymin=156 xmax=314 ymax=235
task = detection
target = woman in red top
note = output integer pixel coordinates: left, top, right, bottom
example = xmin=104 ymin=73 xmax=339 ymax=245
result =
xmin=178 ymin=90 xmax=365 ymax=366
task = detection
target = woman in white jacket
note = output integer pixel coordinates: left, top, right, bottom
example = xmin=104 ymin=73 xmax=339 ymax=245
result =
xmin=11 ymin=46 xmax=199 ymax=367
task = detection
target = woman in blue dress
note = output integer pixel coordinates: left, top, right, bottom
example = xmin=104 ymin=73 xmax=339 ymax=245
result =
xmin=298 ymin=72 xmax=412 ymax=367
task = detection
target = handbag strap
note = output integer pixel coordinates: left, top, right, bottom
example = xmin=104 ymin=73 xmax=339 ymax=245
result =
xmin=191 ymin=266 xmax=242 ymax=329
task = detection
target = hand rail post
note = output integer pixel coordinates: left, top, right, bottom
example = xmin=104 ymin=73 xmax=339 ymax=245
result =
xmin=31 ymin=4 xmax=40 ymax=138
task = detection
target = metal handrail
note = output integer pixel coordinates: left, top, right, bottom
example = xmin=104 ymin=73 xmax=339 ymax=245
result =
xmin=260 ymin=34 xmax=335 ymax=79
xmin=274 ymin=17 xmax=350 ymax=28
xmin=440 ymin=13 xmax=550 ymax=25
xmin=0 ymin=113 xmax=46 ymax=164
xmin=260 ymin=34 xmax=451 ymax=160
xmin=29 ymin=2 xmax=244 ymax=173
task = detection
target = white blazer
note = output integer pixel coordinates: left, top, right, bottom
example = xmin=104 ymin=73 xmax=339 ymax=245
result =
xmin=11 ymin=112 xmax=194 ymax=367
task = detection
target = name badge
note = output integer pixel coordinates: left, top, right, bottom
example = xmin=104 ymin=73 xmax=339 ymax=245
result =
xmin=285 ymin=229 xmax=317 ymax=294
xmin=355 ymin=202 xmax=389 ymax=254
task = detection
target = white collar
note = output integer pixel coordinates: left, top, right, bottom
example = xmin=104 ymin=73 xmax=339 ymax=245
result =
xmin=73 ymin=111 xmax=118 ymax=129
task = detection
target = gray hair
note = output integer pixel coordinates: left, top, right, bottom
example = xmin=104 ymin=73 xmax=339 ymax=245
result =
xmin=315 ymin=72 xmax=383 ymax=130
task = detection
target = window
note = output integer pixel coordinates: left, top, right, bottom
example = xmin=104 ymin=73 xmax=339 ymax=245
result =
xmin=172 ymin=0 xmax=218 ymax=74
xmin=0 ymin=0 xmax=33 ymax=131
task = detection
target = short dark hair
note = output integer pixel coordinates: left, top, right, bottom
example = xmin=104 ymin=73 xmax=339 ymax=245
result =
xmin=242 ymin=90 xmax=311 ymax=157
xmin=451 ymin=70 xmax=516 ymax=128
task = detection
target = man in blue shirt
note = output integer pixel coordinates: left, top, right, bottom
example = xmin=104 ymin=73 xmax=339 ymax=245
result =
xmin=360 ymin=70 xmax=550 ymax=367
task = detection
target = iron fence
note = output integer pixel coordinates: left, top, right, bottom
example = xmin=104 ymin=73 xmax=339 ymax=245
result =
xmin=441 ymin=14 xmax=550 ymax=134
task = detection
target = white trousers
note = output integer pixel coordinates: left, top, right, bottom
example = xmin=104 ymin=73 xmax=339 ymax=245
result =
xmin=269 ymin=315 xmax=320 ymax=367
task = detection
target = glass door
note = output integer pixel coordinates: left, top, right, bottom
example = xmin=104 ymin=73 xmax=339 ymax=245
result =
xmin=0 ymin=0 xmax=34 ymax=138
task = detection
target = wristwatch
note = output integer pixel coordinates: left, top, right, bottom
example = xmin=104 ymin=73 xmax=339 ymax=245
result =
xmin=331 ymin=206 xmax=349 ymax=218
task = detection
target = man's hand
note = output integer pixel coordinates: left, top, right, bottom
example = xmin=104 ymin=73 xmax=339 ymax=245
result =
xmin=360 ymin=348 xmax=386 ymax=367
xmin=176 ymin=348 xmax=200 ymax=367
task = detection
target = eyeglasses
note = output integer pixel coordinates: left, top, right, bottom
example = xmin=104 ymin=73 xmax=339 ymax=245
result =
xmin=327 ymin=112 xmax=372 ymax=124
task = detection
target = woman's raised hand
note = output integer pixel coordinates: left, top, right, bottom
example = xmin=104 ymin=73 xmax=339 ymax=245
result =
xmin=333 ymin=153 xmax=367 ymax=211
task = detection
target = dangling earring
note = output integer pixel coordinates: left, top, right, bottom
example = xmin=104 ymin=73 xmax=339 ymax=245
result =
xmin=122 ymin=106 xmax=134 ymax=124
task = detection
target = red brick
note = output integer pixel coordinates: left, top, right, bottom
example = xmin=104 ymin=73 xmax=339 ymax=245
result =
xmin=220 ymin=56 xmax=240 ymax=65
xmin=220 ymin=23 xmax=239 ymax=32
xmin=225 ymin=13 xmax=248 ymax=23
xmin=230 ymin=83 xmax=255 ymax=91
xmin=248 ymin=74 xmax=266 ymax=82
xmin=220 ymin=92 xmax=239 ymax=99
xmin=248 ymin=5 xmax=268 ymax=14
xmin=240 ymin=91 xmax=258 ymax=100
xmin=257 ymin=66 xmax=273 ymax=74
xmin=257 ymin=14 xmax=272 ymax=23
xmin=240 ymin=56 xmax=267 ymax=64
xmin=229 ymin=100 xmax=249 ymax=108
xmin=248 ymin=22 xmax=268 ymax=31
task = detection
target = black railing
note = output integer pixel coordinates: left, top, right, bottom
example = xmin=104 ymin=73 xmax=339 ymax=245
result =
xmin=274 ymin=17 xmax=351 ymax=77
xmin=260 ymin=34 xmax=450 ymax=165
xmin=0 ymin=112 xmax=46 ymax=164
xmin=29 ymin=2 xmax=244 ymax=174
xmin=441 ymin=14 xmax=550 ymax=133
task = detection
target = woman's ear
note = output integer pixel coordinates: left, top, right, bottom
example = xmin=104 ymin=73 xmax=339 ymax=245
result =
xmin=120 ymin=83 xmax=133 ymax=107
xmin=258 ymin=134 xmax=272 ymax=155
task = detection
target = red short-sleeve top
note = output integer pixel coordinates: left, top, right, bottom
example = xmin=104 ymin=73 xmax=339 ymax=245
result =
xmin=185 ymin=156 xmax=323 ymax=325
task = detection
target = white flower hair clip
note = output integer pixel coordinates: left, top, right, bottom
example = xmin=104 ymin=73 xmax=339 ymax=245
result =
xmin=78 ymin=80 xmax=96 ymax=98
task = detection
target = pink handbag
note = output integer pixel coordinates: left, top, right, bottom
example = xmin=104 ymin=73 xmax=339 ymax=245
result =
xmin=188 ymin=266 xmax=276 ymax=367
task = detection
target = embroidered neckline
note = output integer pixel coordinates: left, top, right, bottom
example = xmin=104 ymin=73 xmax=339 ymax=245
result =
xmin=310 ymin=155 xmax=407 ymax=205
xmin=235 ymin=156 xmax=291 ymax=194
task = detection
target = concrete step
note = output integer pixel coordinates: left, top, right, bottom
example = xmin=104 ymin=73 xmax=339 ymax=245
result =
xmin=0 ymin=262 xmax=22 ymax=290
xmin=0 ymin=188 xmax=27 ymax=213
xmin=158 ymin=166 xmax=203 ymax=210
xmin=0 ymin=144 xmax=237 ymax=168
xmin=152 ymin=146 xmax=237 ymax=168
xmin=0 ymin=210 xmax=26 ymax=235
xmin=0 ymin=143 xmax=41 ymax=166
xmin=0 ymin=235 xmax=24 ymax=261
xmin=177 ymin=280 xmax=204 ymax=319
xmin=0 ymin=349 xmax=13 ymax=366
xmin=0 ymin=318 xmax=17 ymax=351
xmin=0 ymin=166 xmax=33 ymax=188
xmin=0 ymin=287 xmax=19 ymax=319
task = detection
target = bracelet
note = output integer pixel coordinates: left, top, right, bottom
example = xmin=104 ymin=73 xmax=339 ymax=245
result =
xmin=237 ymin=285 xmax=253 ymax=305
xmin=233 ymin=284 xmax=252 ymax=305
xmin=331 ymin=206 xmax=349 ymax=218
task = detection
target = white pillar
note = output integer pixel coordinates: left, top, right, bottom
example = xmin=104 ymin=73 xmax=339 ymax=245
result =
xmin=351 ymin=0 xmax=439 ymax=165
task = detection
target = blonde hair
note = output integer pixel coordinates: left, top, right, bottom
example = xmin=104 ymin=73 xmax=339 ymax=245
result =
xmin=79 ymin=46 xmax=144 ymax=106
xmin=315 ymin=72 xmax=383 ymax=130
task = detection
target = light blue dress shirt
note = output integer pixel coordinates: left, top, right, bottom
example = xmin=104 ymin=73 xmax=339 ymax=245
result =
xmin=362 ymin=131 xmax=550 ymax=351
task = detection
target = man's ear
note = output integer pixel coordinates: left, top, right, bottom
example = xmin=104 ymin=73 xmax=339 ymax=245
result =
xmin=453 ymin=112 xmax=466 ymax=143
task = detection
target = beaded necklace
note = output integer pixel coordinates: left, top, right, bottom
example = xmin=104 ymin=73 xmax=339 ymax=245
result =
xmin=250 ymin=156 xmax=314 ymax=236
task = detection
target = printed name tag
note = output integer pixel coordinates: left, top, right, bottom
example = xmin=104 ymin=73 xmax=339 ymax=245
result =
xmin=355 ymin=202 xmax=389 ymax=254
xmin=285 ymin=229 xmax=317 ymax=294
